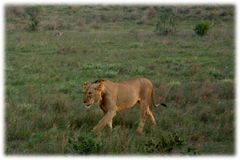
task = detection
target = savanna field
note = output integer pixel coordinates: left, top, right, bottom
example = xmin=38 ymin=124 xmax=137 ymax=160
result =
xmin=5 ymin=5 xmax=234 ymax=155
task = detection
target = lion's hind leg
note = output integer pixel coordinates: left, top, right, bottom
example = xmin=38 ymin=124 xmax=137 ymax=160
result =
xmin=136 ymin=102 xmax=157 ymax=133
xmin=146 ymin=108 xmax=157 ymax=132
xmin=146 ymin=107 xmax=156 ymax=126
xmin=136 ymin=102 xmax=148 ymax=134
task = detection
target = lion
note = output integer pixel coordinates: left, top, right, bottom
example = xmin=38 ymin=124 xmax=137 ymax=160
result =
xmin=82 ymin=77 xmax=165 ymax=133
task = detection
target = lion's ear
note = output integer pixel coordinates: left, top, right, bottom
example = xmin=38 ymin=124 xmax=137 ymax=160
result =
xmin=82 ymin=82 xmax=90 ymax=90
xmin=95 ymin=83 xmax=103 ymax=91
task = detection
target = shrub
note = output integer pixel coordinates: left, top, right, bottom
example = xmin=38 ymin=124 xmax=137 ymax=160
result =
xmin=194 ymin=22 xmax=210 ymax=36
xmin=25 ymin=6 xmax=40 ymax=31
xmin=155 ymin=12 xmax=176 ymax=35
xmin=7 ymin=6 xmax=26 ymax=18
xmin=138 ymin=7 xmax=157 ymax=25
xmin=144 ymin=133 xmax=185 ymax=153
xmin=68 ymin=134 xmax=101 ymax=154
xmin=145 ymin=7 xmax=157 ymax=19
xmin=43 ymin=19 xmax=63 ymax=30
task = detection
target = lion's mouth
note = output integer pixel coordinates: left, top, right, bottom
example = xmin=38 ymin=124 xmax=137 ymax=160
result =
xmin=84 ymin=104 xmax=92 ymax=109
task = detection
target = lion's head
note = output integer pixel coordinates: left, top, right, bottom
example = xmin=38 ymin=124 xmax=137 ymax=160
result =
xmin=82 ymin=81 xmax=103 ymax=109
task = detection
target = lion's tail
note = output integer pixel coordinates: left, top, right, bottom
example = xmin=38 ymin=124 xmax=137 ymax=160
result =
xmin=151 ymin=88 xmax=167 ymax=108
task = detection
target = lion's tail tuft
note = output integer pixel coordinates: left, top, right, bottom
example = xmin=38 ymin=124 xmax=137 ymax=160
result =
xmin=151 ymin=89 xmax=167 ymax=108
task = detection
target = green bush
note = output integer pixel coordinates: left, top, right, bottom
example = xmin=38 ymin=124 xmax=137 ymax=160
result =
xmin=144 ymin=133 xmax=185 ymax=153
xmin=68 ymin=134 xmax=101 ymax=154
xmin=194 ymin=22 xmax=210 ymax=36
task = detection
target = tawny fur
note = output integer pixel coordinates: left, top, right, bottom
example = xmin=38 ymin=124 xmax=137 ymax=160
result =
xmin=83 ymin=77 xmax=158 ymax=133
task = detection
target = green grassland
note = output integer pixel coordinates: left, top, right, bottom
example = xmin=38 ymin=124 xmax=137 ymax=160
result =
xmin=5 ymin=5 xmax=234 ymax=155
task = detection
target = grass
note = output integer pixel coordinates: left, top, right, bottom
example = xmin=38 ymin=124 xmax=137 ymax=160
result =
xmin=5 ymin=5 xmax=234 ymax=155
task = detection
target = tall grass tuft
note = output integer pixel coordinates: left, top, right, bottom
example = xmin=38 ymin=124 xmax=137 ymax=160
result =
xmin=155 ymin=12 xmax=176 ymax=35
xmin=68 ymin=133 xmax=101 ymax=154
xmin=194 ymin=22 xmax=210 ymax=36
xmin=25 ymin=6 xmax=40 ymax=31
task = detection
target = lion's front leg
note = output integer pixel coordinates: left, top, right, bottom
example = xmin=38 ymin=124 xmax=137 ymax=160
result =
xmin=92 ymin=110 xmax=116 ymax=132
xmin=107 ymin=119 xmax=112 ymax=130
